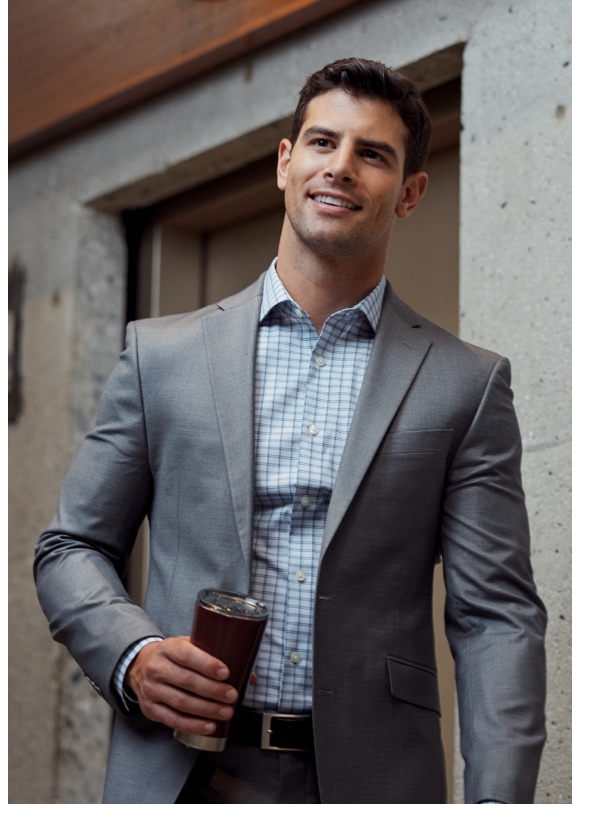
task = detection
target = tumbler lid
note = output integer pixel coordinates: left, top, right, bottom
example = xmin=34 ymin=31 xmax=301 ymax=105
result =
xmin=198 ymin=589 xmax=269 ymax=619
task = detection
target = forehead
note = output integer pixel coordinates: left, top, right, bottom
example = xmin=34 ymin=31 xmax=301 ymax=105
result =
xmin=300 ymin=89 xmax=408 ymax=149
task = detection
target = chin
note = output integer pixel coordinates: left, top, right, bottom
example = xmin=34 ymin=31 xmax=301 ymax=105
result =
xmin=296 ymin=228 xmax=367 ymax=258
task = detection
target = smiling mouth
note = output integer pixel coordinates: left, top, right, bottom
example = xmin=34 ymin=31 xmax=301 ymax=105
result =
xmin=311 ymin=194 xmax=360 ymax=210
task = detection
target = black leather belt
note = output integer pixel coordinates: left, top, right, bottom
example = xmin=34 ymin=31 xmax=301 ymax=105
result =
xmin=234 ymin=710 xmax=314 ymax=752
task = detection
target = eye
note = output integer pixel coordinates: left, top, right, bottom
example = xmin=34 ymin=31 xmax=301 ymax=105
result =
xmin=362 ymin=148 xmax=383 ymax=161
xmin=313 ymin=138 xmax=332 ymax=148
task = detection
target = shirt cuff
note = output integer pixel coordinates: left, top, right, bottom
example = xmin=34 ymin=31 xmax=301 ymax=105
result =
xmin=113 ymin=636 xmax=164 ymax=710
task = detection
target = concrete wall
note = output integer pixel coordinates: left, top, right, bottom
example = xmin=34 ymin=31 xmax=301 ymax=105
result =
xmin=459 ymin=2 xmax=571 ymax=803
xmin=8 ymin=0 xmax=571 ymax=803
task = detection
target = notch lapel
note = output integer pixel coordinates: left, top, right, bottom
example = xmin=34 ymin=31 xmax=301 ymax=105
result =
xmin=320 ymin=290 xmax=432 ymax=557
xmin=202 ymin=279 xmax=263 ymax=571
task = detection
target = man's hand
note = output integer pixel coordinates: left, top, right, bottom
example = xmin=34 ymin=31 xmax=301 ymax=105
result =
xmin=125 ymin=636 xmax=238 ymax=736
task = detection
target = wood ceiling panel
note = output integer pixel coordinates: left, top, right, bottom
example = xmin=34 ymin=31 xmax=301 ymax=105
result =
xmin=9 ymin=0 xmax=361 ymax=159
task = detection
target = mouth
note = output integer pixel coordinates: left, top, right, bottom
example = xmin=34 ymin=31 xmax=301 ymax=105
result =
xmin=310 ymin=193 xmax=361 ymax=211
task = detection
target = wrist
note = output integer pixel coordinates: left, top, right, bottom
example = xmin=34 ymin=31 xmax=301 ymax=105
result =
xmin=114 ymin=636 xmax=163 ymax=708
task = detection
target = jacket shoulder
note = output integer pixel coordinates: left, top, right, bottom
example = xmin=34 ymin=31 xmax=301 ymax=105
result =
xmin=129 ymin=275 xmax=264 ymax=348
xmin=385 ymin=286 xmax=505 ymax=375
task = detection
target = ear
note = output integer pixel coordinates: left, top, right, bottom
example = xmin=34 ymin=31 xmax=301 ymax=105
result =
xmin=395 ymin=171 xmax=428 ymax=219
xmin=277 ymin=139 xmax=293 ymax=192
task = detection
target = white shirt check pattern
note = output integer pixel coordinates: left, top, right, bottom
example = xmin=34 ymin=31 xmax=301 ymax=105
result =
xmin=244 ymin=261 xmax=385 ymax=713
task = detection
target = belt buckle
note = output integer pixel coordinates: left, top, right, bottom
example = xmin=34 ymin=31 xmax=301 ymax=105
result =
xmin=260 ymin=712 xmax=306 ymax=751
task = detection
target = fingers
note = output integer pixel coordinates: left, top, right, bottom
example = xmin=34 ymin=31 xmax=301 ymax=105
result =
xmin=125 ymin=637 xmax=238 ymax=735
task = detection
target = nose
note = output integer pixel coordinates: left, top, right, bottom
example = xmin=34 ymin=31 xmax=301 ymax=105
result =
xmin=323 ymin=144 xmax=356 ymax=183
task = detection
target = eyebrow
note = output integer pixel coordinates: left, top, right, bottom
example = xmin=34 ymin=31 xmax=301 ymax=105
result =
xmin=302 ymin=126 xmax=400 ymax=162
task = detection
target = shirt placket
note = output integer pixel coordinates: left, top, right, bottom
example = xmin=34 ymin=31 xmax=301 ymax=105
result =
xmin=247 ymin=267 xmax=381 ymax=714
xmin=279 ymin=316 xmax=340 ymax=711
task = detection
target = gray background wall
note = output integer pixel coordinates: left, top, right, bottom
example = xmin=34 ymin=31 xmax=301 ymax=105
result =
xmin=8 ymin=0 xmax=571 ymax=803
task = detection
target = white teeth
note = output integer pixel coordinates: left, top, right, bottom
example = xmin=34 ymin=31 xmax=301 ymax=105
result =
xmin=313 ymin=195 xmax=357 ymax=209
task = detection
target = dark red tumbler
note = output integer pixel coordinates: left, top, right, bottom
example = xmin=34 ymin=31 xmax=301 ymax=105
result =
xmin=174 ymin=588 xmax=269 ymax=751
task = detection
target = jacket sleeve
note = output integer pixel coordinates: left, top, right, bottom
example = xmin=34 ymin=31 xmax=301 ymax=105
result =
xmin=34 ymin=322 xmax=165 ymax=713
xmin=441 ymin=356 xmax=547 ymax=803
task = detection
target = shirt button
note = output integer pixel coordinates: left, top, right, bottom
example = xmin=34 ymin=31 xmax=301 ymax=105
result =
xmin=315 ymin=356 xmax=326 ymax=367
xmin=300 ymin=495 xmax=311 ymax=508
xmin=290 ymin=652 xmax=302 ymax=665
xmin=295 ymin=571 xmax=306 ymax=582
xmin=308 ymin=424 xmax=319 ymax=436
xmin=294 ymin=307 xmax=303 ymax=317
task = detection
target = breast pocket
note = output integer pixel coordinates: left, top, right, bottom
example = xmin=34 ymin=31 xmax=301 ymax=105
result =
xmin=372 ymin=429 xmax=452 ymax=499
xmin=376 ymin=429 xmax=453 ymax=457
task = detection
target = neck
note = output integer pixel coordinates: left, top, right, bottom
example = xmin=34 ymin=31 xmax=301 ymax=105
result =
xmin=276 ymin=222 xmax=385 ymax=332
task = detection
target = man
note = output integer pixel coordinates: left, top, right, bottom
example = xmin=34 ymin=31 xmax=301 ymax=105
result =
xmin=34 ymin=58 xmax=546 ymax=804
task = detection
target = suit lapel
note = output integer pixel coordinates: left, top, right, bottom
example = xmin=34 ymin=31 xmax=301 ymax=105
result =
xmin=320 ymin=288 xmax=432 ymax=557
xmin=202 ymin=278 xmax=263 ymax=571
xmin=202 ymin=278 xmax=431 ymax=568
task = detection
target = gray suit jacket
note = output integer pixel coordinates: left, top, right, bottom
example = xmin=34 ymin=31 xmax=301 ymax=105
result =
xmin=34 ymin=276 xmax=546 ymax=803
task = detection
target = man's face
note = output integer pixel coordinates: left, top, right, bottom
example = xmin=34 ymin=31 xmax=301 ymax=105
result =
xmin=277 ymin=90 xmax=426 ymax=261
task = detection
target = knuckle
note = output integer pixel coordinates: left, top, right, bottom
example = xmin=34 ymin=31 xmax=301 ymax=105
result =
xmin=170 ymin=688 xmax=192 ymax=713
xmin=177 ymin=667 xmax=201 ymax=691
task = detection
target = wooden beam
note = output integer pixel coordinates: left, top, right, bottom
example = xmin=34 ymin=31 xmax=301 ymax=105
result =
xmin=9 ymin=0 xmax=361 ymax=160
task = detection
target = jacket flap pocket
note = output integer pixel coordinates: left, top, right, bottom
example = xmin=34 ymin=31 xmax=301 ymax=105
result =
xmin=386 ymin=656 xmax=441 ymax=715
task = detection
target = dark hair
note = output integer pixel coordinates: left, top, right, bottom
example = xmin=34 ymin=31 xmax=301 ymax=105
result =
xmin=290 ymin=57 xmax=432 ymax=179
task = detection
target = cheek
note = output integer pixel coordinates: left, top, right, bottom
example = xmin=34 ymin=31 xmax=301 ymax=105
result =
xmin=283 ymin=165 xmax=305 ymax=194
xmin=373 ymin=192 xmax=401 ymax=219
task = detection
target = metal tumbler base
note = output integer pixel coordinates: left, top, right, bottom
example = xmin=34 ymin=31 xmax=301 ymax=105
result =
xmin=174 ymin=730 xmax=228 ymax=752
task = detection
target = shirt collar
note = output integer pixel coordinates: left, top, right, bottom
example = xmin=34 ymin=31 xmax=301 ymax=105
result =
xmin=260 ymin=258 xmax=386 ymax=333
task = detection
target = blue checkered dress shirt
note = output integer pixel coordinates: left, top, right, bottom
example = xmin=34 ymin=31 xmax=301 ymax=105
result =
xmin=114 ymin=261 xmax=385 ymax=714
xmin=243 ymin=261 xmax=385 ymax=713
